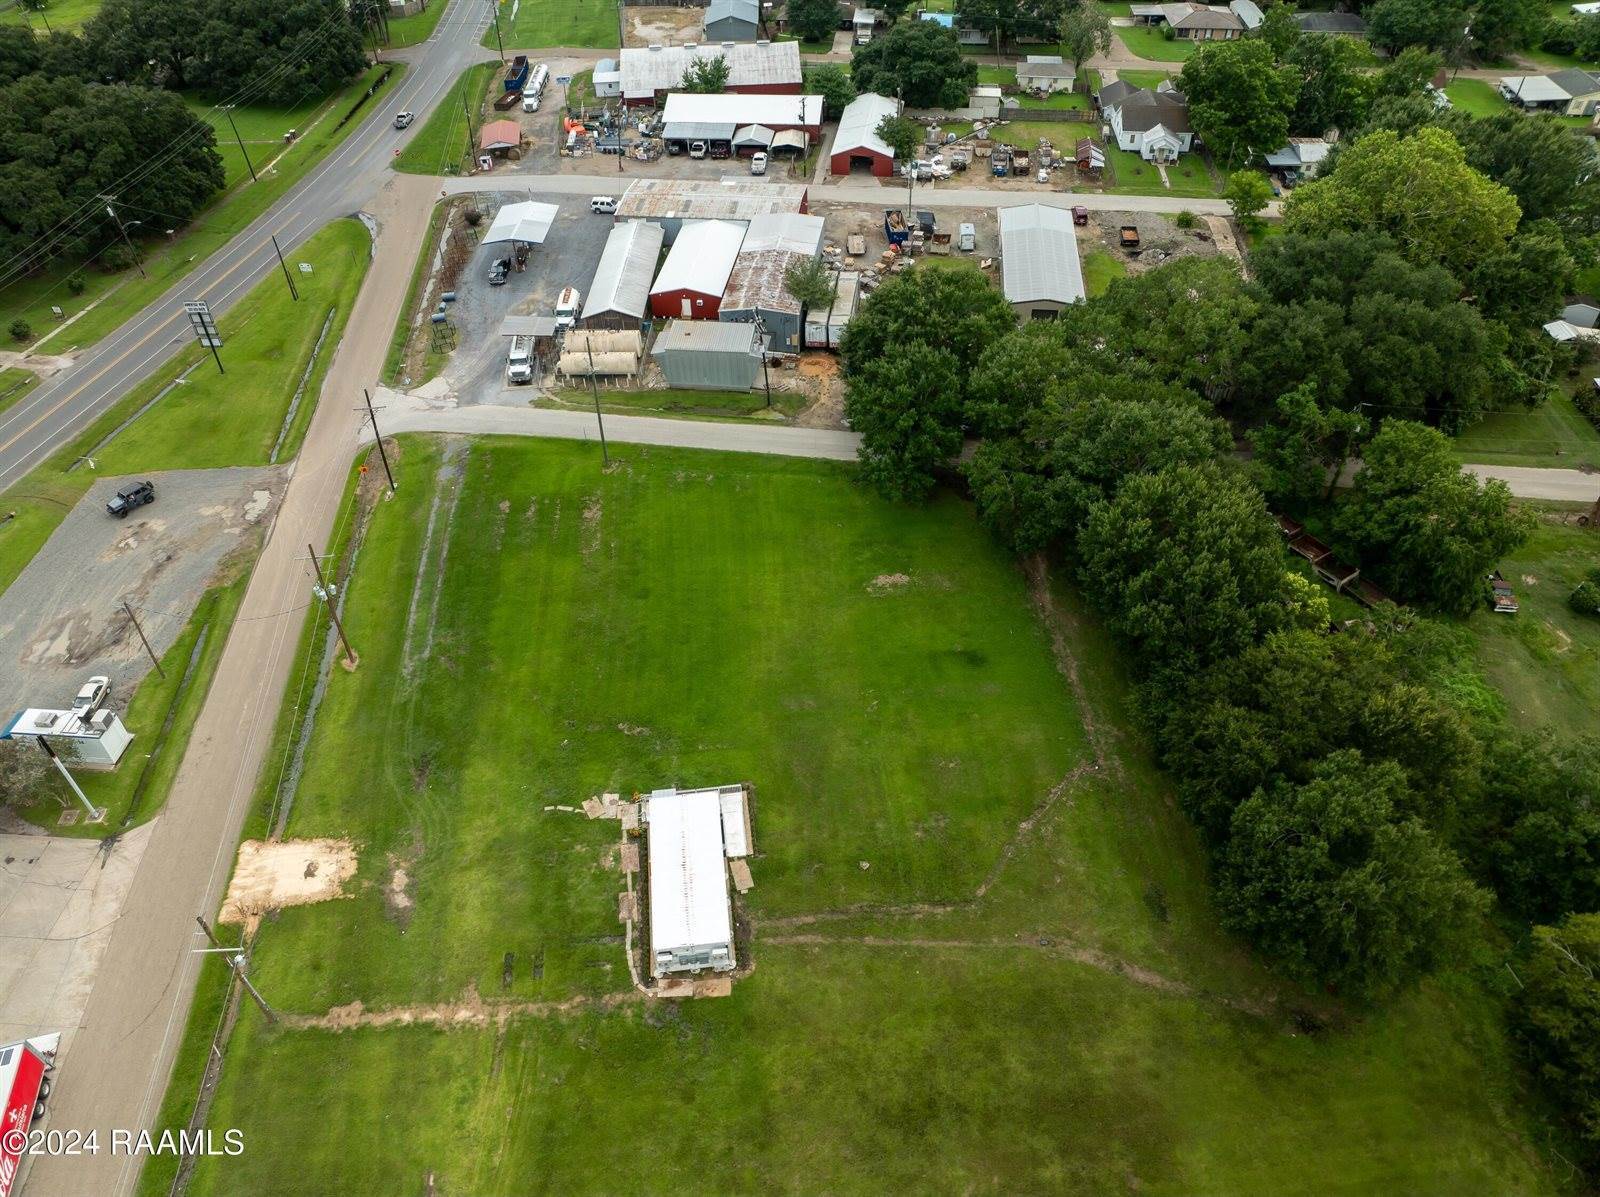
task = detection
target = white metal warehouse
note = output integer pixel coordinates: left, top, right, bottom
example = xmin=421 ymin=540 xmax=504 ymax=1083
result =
xmin=580 ymin=220 xmax=664 ymax=328
xmin=998 ymin=204 xmax=1086 ymax=321
xmin=646 ymin=787 xmax=736 ymax=976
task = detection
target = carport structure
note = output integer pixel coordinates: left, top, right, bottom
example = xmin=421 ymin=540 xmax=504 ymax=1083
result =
xmin=480 ymin=200 xmax=560 ymax=271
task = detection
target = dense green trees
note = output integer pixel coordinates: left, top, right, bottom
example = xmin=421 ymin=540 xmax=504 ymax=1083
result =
xmin=1217 ymin=750 xmax=1486 ymax=999
xmin=1283 ymin=127 xmax=1521 ymax=278
xmin=679 ymin=54 xmax=731 ymax=93
xmin=1077 ymin=463 xmax=1292 ymax=676
xmin=804 ymin=63 xmax=855 ymax=119
xmin=1286 ymin=33 xmax=1375 ymax=136
xmin=0 ymin=31 xmax=225 ymax=265
xmin=1177 ymin=40 xmax=1299 ymax=167
xmin=850 ymin=20 xmax=975 ymax=108
xmin=1367 ymin=0 xmax=1469 ymax=53
xmin=1249 ymin=384 xmax=1368 ymax=505
xmin=1335 ymin=421 xmax=1534 ymax=614
xmin=1512 ymin=914 xmax=1600 ymax=1167
xmin=840 ymin=266 xmax=1014 ymax=499
xmin=86 ymin=0 xmax=367 ymax=104
xmin=1057 ymin=0 xmax=1111 ymax=73
xmin=788 ymin=0 xmax=843 ymax=43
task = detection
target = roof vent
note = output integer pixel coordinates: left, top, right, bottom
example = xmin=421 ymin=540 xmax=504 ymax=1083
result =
xmin=755 ymin=38 xmax=770 ymax=44
xmin=648 ymin=42 xmax=662 ymax=51
xmin=722 ymin=41 xmax=735 ymax=48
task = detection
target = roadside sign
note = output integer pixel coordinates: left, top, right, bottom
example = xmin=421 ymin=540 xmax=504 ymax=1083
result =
xmin=183 ymin=300 xmax=222 ymax=349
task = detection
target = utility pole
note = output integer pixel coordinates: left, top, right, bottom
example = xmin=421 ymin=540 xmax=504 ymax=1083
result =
xmin=101 ymin=197 xmax=146 ymax=279
xmin=271 ymin=235 xmax=300 ymax=301
xmin=307 ymin=544 xmax=358 ymax=669
xmin=584 ymin=336 xmax=609 ymax=466
xmin=121 ymin=601 xmax=165 ymax=679
xmin=220 ymin=105 xmax=257 ymax=182
xmin=35 ymin=739 xmax=101 ymax=822
xmin=461 ymin=90 xmax=477 ymax=168
xmin=754 ymin=316 xmax=772 ymax=408
xmin=490 ymin=0 xmax=505 ymax=63
xmin=196 ymin=917 xmax=277 ymax=1025
xmin=360 ymin=389 xmax=396 ymax=494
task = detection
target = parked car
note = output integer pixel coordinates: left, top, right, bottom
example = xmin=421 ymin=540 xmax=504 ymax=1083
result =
xmin=590 ymin=195 xmax=618 ymax=214
xmin=689 ymin=141 xmax=707 ymax=159
xmin=488 ymin=257 xmax=511 ymax=285
xmin=393 ymin=111 xmax=415 ymax=129
xmin=71 ymin=676 xmax=110 ymax=717
xmin=750 ymin=152 xmax=768 ymax=176
xmin=106 ymin=480 xmax=154 ymax=518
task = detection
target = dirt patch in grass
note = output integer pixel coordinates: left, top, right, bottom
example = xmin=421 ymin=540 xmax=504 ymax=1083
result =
xmin=622 ymin=5 xmax=702 ymax=46
xmin=220 ymin=839 xmax=358 ymax=924
xmin=290 ymin=985 xmax=641 ymax=1031
xmin=868 ymin=572 xmax=911 ymax=593
xmin=384 ymin=828 xmax=424 ymax=929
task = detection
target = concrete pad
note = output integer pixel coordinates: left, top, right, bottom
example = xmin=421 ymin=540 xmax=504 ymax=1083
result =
xmin=729 ymin=858 xmax=754 ymax=893
xmin=0 ymin=823 xmax=155 ymax=1044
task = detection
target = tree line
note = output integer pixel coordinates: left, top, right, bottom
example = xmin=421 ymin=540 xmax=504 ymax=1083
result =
xmin=0 ymin=0 xmax=365 ymax=279
xmin=838 ymin=103 xmax=1600 ymax=1171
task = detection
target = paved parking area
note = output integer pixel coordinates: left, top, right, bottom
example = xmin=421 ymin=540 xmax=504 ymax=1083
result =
xmin=0 ymin=466 xmax=284 ymax=713
xmin=444 ymin=192 xmax=615 ymax=404
xmin=0 ymin=821 xmax=155 ymax=1052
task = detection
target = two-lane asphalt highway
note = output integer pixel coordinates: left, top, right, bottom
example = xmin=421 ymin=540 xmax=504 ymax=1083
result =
xmin=0 ymin=0 xmax=497 ymax=495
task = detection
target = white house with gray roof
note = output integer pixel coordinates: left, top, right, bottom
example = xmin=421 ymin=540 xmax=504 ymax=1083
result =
xmin=1499 ymin=69 xmax=1600 ymax=115
xmin=1100 ymin=79 xmax=1193 ymax=161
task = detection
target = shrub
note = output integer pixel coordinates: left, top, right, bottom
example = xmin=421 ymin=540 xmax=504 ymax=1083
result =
xmin=1174 ymin=209 xmax=1198 ymax=230
xmin=8 ymin=319 xmax=31 ymax=342
xmin=66 ymin=274 xmax=86 ymax=296
xmin=1571 ymin=579 xmax=1600 ymax=618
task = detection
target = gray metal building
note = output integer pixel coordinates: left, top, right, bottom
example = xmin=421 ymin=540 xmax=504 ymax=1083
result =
xmin=580 ymin=220 xmax=665 ymax=329
xmin=704 ymin=0 xmax=760 ymax=41
xmin=719 ymin=212 xmax=825 ymax=353
xmin=999 ymin=204 xmax=1085 ymax=321
xmin=652 ymin=320 xmax=766 ymax=391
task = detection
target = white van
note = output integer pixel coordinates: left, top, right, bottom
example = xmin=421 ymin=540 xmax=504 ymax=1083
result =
xmin=589 ymin=195 xmax=617 ymax=214
xmin=554 ymin=287 xmax=582 ymax=331
xmin=506 ymin=335 xmax=534 ymax=385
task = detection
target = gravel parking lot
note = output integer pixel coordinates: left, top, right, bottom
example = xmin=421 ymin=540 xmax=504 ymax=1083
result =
xmin=445 ymin=192 xmax=615 ymax=404
xmin=0 ymin=467 xmax=285 ymax=714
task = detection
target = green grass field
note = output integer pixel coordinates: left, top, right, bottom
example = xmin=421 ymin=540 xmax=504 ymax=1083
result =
xmin=1105 ymin=145 xmax=1219 ymax=197
xmin=550 ymin=386 xmax=809 ymax=418
xmin=1452 ymin=389 xmax=1600 ymax=471
xmin=394 ymin=63 xmax=499 ymax=176
xmin=1469 ymin=518 xmax=1600 ymax=740
xmin=1083 ymin=249 xmax=1127 ymax=297
xmin=0 ymin=367 xmax=38 ymax=416
xmin=0 ymin=64 xmax=400 ymax=354
xmin=150 ymin=435 xmax=1565 ymax=1197
xmin=1114 ymin=25 xmax=1198 ymax=61
xmin=1445 ymin=79 xmax=1512 ymax=117
xmin=0 ymin=0 xmax=101 ymax=31
xmin=487 ymin=0 xmax=617 ymax=49
xmin=385 ymin=0 xmax=453 ymax=46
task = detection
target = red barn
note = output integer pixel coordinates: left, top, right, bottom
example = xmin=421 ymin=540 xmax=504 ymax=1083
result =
xmin=649 ymin=220 xmax=747 ymax=320
xmin=830 ymin=92 xmax=901 ymax=177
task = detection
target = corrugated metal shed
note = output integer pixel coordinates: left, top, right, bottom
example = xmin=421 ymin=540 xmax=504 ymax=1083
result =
xmin=652 ymin=319 xmax=764 ymax=390
xmin=733 ymin=123 xmax=775 ymax=149
xmin=738 ymin=211 xmax=824 ymax=255
xmin=620 ymin=42 xmax=802 ymax=100
xmin=651 ymin=219 xmax=746 ymax=300
xmin=999 ymin=204 xmax=1085 ymax=308
xmin=616 ymin=179 xmax=810 ymax=240
xmin=662 ymin=93 xmax=822 ymax=133
xmin=499 ymin=314 xmax=561 ymax=337
xmin=646 ymin=788 xmax=735 ymax=975
xmin=721 ymin=213 xmax=824 ymax=350
xmin=582 ymin=220 xmax=664 ymax=324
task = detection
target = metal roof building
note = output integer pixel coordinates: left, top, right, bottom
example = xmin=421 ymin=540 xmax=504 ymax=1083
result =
xmin=704 ymin=0 xmax=760 ymax=41
xmin=652 ymin=320 xmax=765 ymax=391
xmin=999 ymin=204 xmax=1085 ymax=320
xmin=615 ymin=178 xmax=810 ymax=242
xmin=720 ymin=212 xmax=825 ymax=352
xmin=830 ymin=92 xmax=900 ymax=176
xmin=580 ymin=220 xmax=664 ymax=328
xmin=646 ymin=787 xmax=736 ymax=976
xmin=482 ymin=200 xmax=559 ymax=246
xmin=649 ymin=219 xmax=747 ymax=319
xmin=661 ymin=93 xmax=823 ymax=146
xmin=619 ymin=41 xmax=802 ymax=103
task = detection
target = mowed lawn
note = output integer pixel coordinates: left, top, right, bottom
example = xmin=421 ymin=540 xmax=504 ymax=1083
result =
xmin=394 ymin=62 xmax=498 ymax=175
xmin=170 ymin=436 xmax=1563 ymax=1196
xmin=487 ymin=0 xmax=617 ymax=49
xmin=0 ymin=0 xmax=101 ymax=30
xmin=1453 ymin=388 xmax=1600 ymax=471
xmin=1114 ymin=25 xmax=1197 ymax=61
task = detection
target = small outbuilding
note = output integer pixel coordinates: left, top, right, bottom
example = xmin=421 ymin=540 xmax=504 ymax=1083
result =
xmin=649 ymin=219 xmax=747 ymax=319
xmin=652 ymin=319 xmax=766 ymax=391
xmin=704 ymin=0 xmax=760 ymax=41
xmin=477 ymin=118 xmax=523 ymax=157
xmin=999 ymin=203 xmax=1085 ymax=321
xmin=830 ymin=92 xmax=900 ymax=176
xmin=593 ymin=57 xmax=622 ymax=98
xmin=3 ymin=707 xmax=134 ymax=768
xmin=645 ymin=786 xmax=737 ymax=976
xmin=581 ymin=220 xmax=665 ymax=329
xmin=1017 ymin=55 xmax=1076 ymax=93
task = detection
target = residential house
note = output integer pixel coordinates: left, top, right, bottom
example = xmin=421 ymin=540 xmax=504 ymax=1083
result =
xmin=1016 ymin=55 xmax=1077 ymax=93
xmin=1264 ymin=136 xmax=1331 ymax=182
xmin=1100 ymin=79 xmax=1194 ymax=161
xmin=1129 ymin=3 xmax=1245 ymax=40
xmin=1499 ymin=69 xmax=1600 ymax=115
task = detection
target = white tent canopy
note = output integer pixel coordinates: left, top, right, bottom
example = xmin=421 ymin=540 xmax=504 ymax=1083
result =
xmin=482 ymin=200 xmax=560 ymax=246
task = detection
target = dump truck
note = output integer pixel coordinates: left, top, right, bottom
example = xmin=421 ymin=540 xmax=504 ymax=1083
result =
xmin=883 ymin=209 xmax=909 ymax=246
xmin=503 ymin=54 xmax=530 ymax=95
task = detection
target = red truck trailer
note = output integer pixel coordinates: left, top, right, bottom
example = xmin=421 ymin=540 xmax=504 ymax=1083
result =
xmin=0 ymin=1037 xmax=56 ymax=1197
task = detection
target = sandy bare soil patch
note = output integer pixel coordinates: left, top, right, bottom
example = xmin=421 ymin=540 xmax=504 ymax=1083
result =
xmin=219 ymin=838 xmax=358 ymax=924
